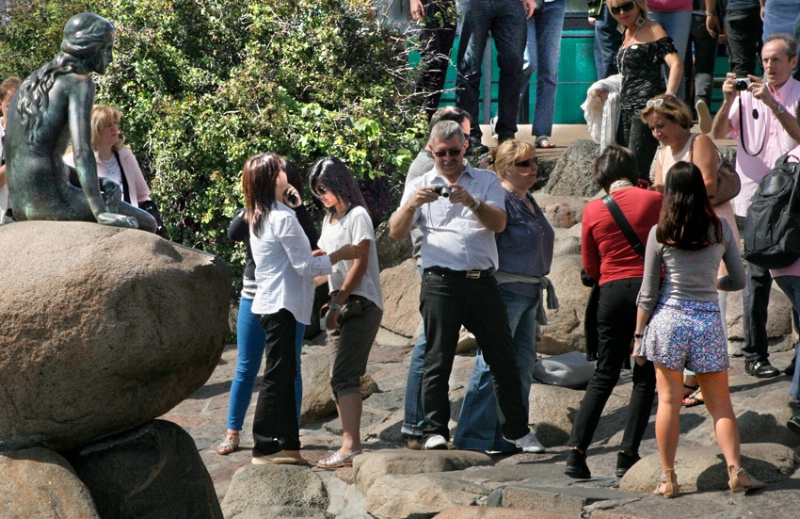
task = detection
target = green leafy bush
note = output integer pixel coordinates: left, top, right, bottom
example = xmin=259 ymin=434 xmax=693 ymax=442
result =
xmin=0 ymin=0 xmax=426 ymax=287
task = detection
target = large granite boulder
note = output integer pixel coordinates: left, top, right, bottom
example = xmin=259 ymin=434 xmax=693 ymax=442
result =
xmin=221 ymin=464 xmax=328 ymax=519
xmin=66 ymin=420 xmax=223 ymax=519
xmin=0 ymin=447 xmax=99 ymax=519
xmin=537 ymin=254 xmax=592 ymax=355
xmin=379 ymin=258 xmax=421 ymax=339
xmin=544 ymin=140 xmax=601 ymax=197
xmin=0 ymin=222 xmax=230 ymax=451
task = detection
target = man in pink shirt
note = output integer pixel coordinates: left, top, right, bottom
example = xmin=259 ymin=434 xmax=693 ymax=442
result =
xmin=712 ymin=32 xmax=800 ymax=378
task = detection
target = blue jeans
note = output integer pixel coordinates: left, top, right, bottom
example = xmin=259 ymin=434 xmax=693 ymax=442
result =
xmin=454 ymin=286 xmax=540 ymax=452
xmin=649 ymin=9 xmax=692 ymax=99
xmin=519 ymin=0 xmax=566 ymax=137
xmin=763 ymin=0 xmax=800 ymax=44
xmin=594 ymin=4 xmax=622 ymax=80
xmin=402 ymin=266 xmax=427 ymax=437
xmin=456 ymin=0 xmax=527 ymax=140
xmin=226 ymin=296 xmax=304 ymax=431
xmin=774 ymin=276 xmax=800 ymax=400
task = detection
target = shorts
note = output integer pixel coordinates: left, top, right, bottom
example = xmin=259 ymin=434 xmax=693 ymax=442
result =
xmin=638 ymin=296 xmax=729 ymax=374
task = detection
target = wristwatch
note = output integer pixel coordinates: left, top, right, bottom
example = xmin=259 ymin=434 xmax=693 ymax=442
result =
xmin=468 ymin=198 xmax=481 ymax=212
xmin=773 ymin=103 xmax=786 ymax=116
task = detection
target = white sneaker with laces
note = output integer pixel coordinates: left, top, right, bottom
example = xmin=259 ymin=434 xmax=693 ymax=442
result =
xmin=423 ymin=434 xmax=448 ymax=450
xmin=509 ymin=431 xmax=545 ymax=453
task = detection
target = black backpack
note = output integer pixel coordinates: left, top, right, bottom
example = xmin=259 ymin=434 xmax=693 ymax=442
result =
xmin=742 ymin=154 xmax=800 ymax=269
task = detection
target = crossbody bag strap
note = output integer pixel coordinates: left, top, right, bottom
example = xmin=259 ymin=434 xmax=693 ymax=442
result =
xmin=112 ymin=149 xmax=131 ymax=204
xmin=601 ymin=194 xmax=645 ymax=259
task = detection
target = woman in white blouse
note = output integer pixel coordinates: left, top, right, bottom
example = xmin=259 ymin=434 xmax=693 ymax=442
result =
xmin=242 ymin=152 xmax=362 ymax=465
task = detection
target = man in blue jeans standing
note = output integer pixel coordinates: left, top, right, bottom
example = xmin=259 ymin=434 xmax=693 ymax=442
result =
xmin=589 ymin=0 xmax=623 ymax=80
xmin=455 ymin=0 xmax=534 ymax=152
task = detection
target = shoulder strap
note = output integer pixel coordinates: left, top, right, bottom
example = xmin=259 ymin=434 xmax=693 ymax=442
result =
xmin=113 ymin=149 xmax=131 ymax=204
xmin=602 ymin=194 xmax=645 ymax=259
xmin=687 ymin=133 xmax=699 ymax=162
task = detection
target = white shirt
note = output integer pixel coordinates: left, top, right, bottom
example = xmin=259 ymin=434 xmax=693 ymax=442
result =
xmin=250 ymin=202 xmax=333 ymax=324
xmin=318 ymin=205 xmax=384 ymax=311
xmin=400 ymin=163 xmax=506 ymax=271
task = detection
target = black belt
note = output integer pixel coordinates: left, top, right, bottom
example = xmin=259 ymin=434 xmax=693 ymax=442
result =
xmin=425 ymin=267 xmax=494 ymax=279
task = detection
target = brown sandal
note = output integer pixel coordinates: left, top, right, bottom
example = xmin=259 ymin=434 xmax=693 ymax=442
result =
xmin=653 ymin=469 xmax=679 ymax=498
xmin=216 ymin=431 xmax=240 ymax=455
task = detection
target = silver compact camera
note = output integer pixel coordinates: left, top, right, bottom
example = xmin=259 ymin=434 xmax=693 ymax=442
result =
xmin=735 ymin=78 xmax=751 ymax=91
xmin=432 ymin=185 xmax=451 ymax=198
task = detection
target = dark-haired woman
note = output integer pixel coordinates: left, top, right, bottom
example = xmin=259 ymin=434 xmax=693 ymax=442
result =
xmin=634 ymin=162 xmax=764 ymax=496
xmin=565 ymin=144 xmax=661 ymax=480
xmin=310 ymin=157 xmax=383 ymax=469
xmin=243 ymin=153 xmax=362 ymax=465
xmin=216 ymin=160 xmax=318 ymax=456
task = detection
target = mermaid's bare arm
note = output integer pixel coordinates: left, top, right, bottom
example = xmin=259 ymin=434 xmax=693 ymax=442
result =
xmin=67 ymin=75 xmax=136 ymax=228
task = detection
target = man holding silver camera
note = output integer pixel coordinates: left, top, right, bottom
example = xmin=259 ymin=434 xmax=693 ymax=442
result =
xmin=712 ymin=33 xmax=800 ymax=377
xmin=388 ymin=120 xmax=539 ymax=451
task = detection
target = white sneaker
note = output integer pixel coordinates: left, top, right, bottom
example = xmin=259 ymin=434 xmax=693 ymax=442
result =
xmin=489 ymin=116 xmax=498 ymax=142
xmin=509 ymin=431 xmax=545 ymax=453
xmin=423 ymin=434 xmax=448 ymax=450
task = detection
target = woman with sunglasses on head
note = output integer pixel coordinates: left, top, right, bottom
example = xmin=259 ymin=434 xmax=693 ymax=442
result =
xmin=643 ymin=94 xmax=741 ymax=403
xmin=242 ymin=152 xmax=363 ymax=465
xmin=565 ymin=145 xmax=662 ymax=480
xmin=310 ymin=157 xmax=383 ymax=469
xmin=634 ymin=161 xmax=765 ymax=497
xmin=454 ymin=140 xmax=554 ymax=454
xmin=599 ymin=0 xmax=682 ymax=184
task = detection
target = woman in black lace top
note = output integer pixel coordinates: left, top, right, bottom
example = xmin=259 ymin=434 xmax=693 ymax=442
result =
xmin=605 ymin=0 xmax=683 ymax=184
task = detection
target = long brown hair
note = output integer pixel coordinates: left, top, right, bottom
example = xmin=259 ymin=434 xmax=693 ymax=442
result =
xmin=656 ymin=161 xmax=722 ymax=249
xmin=242 ymin=152 xmax=283 ymax=238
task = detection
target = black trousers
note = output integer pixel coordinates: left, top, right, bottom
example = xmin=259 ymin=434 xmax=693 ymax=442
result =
xmin=569 ymin=278 xmax=656 ymax=454
xmin=420 ymin=270 xmax=529 ymax=441
xmin=252 ymin=308 xmax=300 ymax=455
xmin=618 ymin=109 xmax=659 ymax=184
xmin=726 ymin=8 xmax=762 ymax=78
xmin=415 ymin=0 xmax=457 ymax=122
xmin=742 ymin=260 xmax=772 ymax=363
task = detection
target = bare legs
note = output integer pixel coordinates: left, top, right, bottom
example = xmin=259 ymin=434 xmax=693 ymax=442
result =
xmin=336 ymin=392 xmax=363 ymax=455
xmin=654 ymin=364 xmax=756 ymax=488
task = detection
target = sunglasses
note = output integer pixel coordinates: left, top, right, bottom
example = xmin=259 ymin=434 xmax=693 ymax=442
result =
xmin=515 ymin=158 xmax=538 ymax=168
xmin=610 ymin=1 xmax=636 ymax=15
xmin=645 ymin=98 xmax=665 ymax=108
xmin=433 ymin=147 xmax=463 ymax=158
xmin=316 ymin=186 xmax=329 ymax=195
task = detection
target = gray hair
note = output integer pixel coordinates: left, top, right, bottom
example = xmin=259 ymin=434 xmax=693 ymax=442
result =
xmin=765 ymin=32 xmax=799 ymax=60
xmin=428 ymin=120 xmax=465 ymax=146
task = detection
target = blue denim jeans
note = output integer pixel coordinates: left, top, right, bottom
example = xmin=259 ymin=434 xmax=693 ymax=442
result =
xmin=226 ymin=296 xmax=304 ymax=431
xmin=402 ymin=266 xmax=427 ymax=437
xmin=456 ymin=0 xmax=527 ymax=140
xmin=519 ymin=0 xmax=566 ymax=137
xmin=594 ymin=4 xmax=622 ymax=80
xmin=454 ymin=286 xmax=540 ymax=452
xmin=649 ymin=9 xmax=692 ymax=99
xmin=774 ymin=276 xmax=800 ymax=400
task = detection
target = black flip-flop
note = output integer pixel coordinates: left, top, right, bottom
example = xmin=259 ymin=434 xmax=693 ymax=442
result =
xmin=683 ymin=389 xmax=705 ymax=408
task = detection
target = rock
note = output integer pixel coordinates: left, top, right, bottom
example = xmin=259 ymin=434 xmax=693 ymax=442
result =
xmin=619 ymin=443 xmax=797 ymax=493
xmin=0 ymin=447 xmax=99 ymax=519
xmin=536 ymin=254 xmax=592 ymax=355
xmin=227 ymin=506 xmax=328 ymax=519
xmin=300 ymin=346 xmax=379 ymax=423
xmin=353 ymin=449 xmax=494 ymax=496
xmin=495 ymin=486 xmax=642 ymax=517
xmin=552 ymin=225 xmax=582 ymax=258
xmin=723 ymin=284 xmax=793 ymax=341
xmin=67 ymin=420 xmax=223 ymax=519
xmin=220 ymin=464 xmax=328 ymax=518
xmin=544 ymin=140 xmax=601 ymax=197
xmin=723 ymin=385 xmax=800 ymax=448
xmin=528 ymin=384 xmax=586 ymax=447
xmin=0 ymin=221 xmax=230 ymax=451
xmin=376 ymin=221 xmax=412 ymax=270
xmin=364 ymin=472 xmax=491 ymax=519
xmin=534 ymin=194 xmax=588 ymax=229
xmin=379 ymin=258 xmax=421 ymax=339
xmin=434 ymin=506 xmax=575 ymax=518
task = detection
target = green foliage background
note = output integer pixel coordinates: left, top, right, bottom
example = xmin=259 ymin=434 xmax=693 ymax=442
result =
xmin=0 ymin=0 xmax=426 ymax=284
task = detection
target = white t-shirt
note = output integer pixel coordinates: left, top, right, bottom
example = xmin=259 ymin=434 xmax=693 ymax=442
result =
xmin=318 ymin=205 xmax=384 ymax=310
